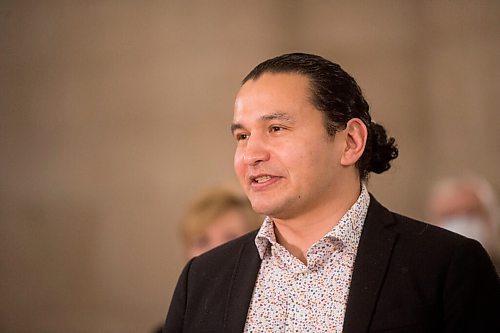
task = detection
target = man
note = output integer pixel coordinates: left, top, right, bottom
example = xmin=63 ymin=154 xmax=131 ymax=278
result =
xmin=164 ymin=53 xmax=500 ymax=332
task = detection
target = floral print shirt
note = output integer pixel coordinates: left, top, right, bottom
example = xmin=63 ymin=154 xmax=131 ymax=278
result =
xmin=244 ymin=185 xmax=370 ymax=332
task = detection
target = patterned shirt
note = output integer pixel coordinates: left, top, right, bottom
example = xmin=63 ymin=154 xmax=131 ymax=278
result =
xmin=244 ymin=185 xmax=370 ymax=333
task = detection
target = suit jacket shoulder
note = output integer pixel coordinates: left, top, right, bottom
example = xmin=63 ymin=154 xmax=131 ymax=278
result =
xmin=344 ymin=196 xmax=500 ymax=332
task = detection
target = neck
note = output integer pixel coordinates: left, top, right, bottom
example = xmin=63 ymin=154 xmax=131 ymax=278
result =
xmin=272 ymin=179 xmax=362 ymax=264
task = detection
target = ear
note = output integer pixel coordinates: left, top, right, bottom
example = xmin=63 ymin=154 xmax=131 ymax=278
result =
xmin=340 ymin=118 xmax=368 ymax=167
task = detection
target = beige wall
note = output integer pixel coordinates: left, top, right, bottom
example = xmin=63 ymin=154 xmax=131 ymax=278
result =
xmin=1 ymin=1 xmax=498 ymax=332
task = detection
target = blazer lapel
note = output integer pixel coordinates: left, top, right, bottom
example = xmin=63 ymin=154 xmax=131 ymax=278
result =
xmin=343 ymin=196 xmax=398 ymax=333
xmin=223 ymin=237 xmax=261 ymax=333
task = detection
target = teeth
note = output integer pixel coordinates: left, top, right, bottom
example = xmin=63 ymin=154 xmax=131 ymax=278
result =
xmin=254 ymin=175 xmax=272 ymax=183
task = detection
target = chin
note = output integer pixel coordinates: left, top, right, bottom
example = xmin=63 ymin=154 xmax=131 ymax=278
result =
xmin=250 ymin=205 xmax=269 ymax=215
xmin=249 ymin=200 xmax=274 ymax=216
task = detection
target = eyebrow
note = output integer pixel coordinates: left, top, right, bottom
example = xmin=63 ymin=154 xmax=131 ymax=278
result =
xmin=261 ymin=112 xmax=295 ymax=123
xmin=231 ymin=112 xmax=295 ymax=134
xmin=230 ymin=123 xmax=244 ymax=134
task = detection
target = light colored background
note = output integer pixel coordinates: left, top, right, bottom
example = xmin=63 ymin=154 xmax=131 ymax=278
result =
xmin=1 ymin=1 xmax=499 ymax=332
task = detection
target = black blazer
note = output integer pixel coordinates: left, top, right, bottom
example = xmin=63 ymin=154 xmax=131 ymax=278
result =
xmin=164 ymin=196 xmax=500 ymax=332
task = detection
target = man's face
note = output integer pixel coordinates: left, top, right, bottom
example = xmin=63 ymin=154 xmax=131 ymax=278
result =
xmin=232 ymin=73 xmax=347 ymax=220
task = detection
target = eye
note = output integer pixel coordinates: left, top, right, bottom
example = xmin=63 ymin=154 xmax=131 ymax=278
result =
xmin=270 ymin=126 xmax=283 ymax=132
xmin=235 ymin=132 xmax=249 ymax=141
xmin=269 ymin=125 xmax=285 ymax=132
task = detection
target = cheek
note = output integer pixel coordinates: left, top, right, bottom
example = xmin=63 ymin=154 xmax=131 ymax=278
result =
xmin=293 ymin=146 xmax=332 ymax=180
xmin=233 ymin=151 xmax=245 ymax=177
xmin=283 ymin=144 xmax=313 ymax=169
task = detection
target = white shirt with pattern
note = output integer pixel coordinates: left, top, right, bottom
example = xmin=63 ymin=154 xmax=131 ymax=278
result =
xmin=244 ymin=185 xmax=370 ymax=333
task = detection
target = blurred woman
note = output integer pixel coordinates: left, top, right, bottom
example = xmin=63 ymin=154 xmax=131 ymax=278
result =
xmin=181 ymin=187 xmax=262 ymax=258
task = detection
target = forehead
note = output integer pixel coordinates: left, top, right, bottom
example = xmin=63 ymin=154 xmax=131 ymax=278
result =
xmin=233 ymin=73 xmax=314 ymax=121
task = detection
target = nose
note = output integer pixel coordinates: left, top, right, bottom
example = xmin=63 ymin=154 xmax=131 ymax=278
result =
xmin=243 ymin=136 xmax=270 ymax=166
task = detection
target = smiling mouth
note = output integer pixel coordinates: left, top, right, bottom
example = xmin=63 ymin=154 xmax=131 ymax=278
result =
xmin=249 ymin=175 xmax=281 ymax=188
xmin=253 ymin=175 xmax=272 ymax=183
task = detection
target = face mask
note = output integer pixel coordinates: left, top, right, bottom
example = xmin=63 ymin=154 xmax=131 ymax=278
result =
xmin=439 ymin=215 xmax=488 ymax=247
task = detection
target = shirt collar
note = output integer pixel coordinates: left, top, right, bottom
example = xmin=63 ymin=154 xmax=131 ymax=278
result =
xmin=254 ymin=184 xmax=370 ymax=259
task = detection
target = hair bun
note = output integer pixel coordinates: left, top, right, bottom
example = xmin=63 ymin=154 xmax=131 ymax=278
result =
xmin=368 ymin=122 xmax=398 ymax=174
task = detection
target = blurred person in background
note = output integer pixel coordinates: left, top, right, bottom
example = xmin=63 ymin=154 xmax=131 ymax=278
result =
xmin=427 ymin=174 xmax=500 ymax=272
xmin=181 ymin=186 xmax=262 ymax=258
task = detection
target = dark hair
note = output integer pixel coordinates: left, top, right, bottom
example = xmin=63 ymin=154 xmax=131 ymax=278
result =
xmin=242 ymin=52 xmax=398 ymax=180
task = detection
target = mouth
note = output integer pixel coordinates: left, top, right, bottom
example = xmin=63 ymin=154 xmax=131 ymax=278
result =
xmin=249 ymin=174 xmax=281 ymax=189
xmin=252 ymin=175 xmax=272 ymax=183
